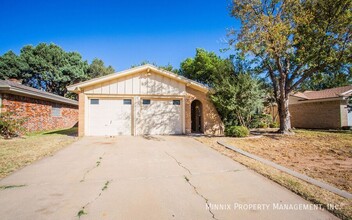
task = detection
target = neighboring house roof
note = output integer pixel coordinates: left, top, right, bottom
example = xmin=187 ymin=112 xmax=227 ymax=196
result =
xmin=0 ymin=80 xmax=78 ymax=106
xmin=67 ymin=64 xmax=209 ymax=93
xmin=291 ymin=92 xmax=309 ymax=100
xmin=291 ymin=85 xmax=352 ymax=102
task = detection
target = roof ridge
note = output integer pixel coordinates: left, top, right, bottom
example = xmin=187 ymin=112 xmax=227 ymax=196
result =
xmin=293 ymin=85 xmax=352 ymax=100
xmin=310 ymin=85 xmax=352 ymax=92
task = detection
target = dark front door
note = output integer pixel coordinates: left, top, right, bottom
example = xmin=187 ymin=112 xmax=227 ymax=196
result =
xmin=191 ymin=100 xmax=202 ymax=133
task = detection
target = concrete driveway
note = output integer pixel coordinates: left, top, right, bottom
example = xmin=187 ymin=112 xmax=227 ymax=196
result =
xmin=0 ymin=136 xmax=337 ymax=220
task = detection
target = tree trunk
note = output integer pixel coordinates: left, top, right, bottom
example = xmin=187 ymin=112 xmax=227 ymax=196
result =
xmin=278 ymin=96 xmax=292 ymax=134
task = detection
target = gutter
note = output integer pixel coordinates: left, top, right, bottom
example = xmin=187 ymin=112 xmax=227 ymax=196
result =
xmin=293 ymin=97 xmax=345 ymax=104
xmin=0 ymin=86 xmax=78 ymax=106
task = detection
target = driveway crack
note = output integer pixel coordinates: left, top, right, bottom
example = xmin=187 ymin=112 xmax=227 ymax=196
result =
xmin=80 ymin=152 xmax=105 ymax=182
xmin=184 ymin=176 xmax=218 ymax=220
xmin=165 ymin=152 xmax=217 ymax=219
xmin=77 ymin=180 xmax=112 ymax=219
xmin=165 ymin=152 xmax=192 ymax=175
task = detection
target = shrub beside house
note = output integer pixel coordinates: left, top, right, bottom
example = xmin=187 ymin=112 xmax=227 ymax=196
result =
xmin=0 ymin=79 xmax=78 ymax=135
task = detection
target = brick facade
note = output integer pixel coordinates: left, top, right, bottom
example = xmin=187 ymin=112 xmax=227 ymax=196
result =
xmin=1 ymin=93 xmax=78 ymax=133
xmin=185 ymin=87 xmax=224 ymax=135
xmin=78 ymin=93 xmax=86 ymax=137
xmin=290 ymin=100 xmax=342 ymax=129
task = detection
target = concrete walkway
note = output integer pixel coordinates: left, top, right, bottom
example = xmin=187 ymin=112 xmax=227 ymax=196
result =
xmin=0 ymin=136 xmax=337 ymax=220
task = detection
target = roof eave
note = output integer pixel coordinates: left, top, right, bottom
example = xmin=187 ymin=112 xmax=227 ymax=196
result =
xmin=68 ymin=86 xmax=82 ymax=94
xmin=290 ymin=95 xmax=308 ymax=101
xmin=67 ymin=64 xmax=209 ymax=93
xmin=296 ymin=96 xmax=344 ymax=103
xmin=1 ymin=87 xmax=78 ymax=106
xmin=0 ymin=85 xmax=11 ymax=90
xmin=340 ymin=89 xmax=352 ymax=97
xmin=68 ymin=65 xmax=147 ymax=91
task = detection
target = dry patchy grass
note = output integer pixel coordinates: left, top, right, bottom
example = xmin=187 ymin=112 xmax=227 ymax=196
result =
xmin=220 ymin=129 xmax=352 ymax=193
xmin=196 ymin=129 xmax=352 ymax=220
xmin=0 ymin=127 xmax=78 ymax=179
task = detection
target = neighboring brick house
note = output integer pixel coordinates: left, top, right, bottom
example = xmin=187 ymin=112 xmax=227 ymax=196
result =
xmin=289 ymin=85 xmax=352 ymax=129
xmin=0 ymin=79 xmax=78 ymax=133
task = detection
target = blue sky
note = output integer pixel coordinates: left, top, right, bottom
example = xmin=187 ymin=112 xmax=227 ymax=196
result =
xmin=0 ymin=0 xmax=240 ymax=71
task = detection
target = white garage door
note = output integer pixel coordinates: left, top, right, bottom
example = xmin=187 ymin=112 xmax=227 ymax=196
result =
xmin=137 ymin=99 xmax=182 ymax=135
xmin=88 ymin=98 xmax=132 ymax=136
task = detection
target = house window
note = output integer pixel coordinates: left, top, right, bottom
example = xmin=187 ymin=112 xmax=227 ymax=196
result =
xmin=123 ymin=99 xmax=132 ymax=105
xmin=173 ymin=100 xmax=181 ymax=105
xmin=52 ymin=106 xmax=61 ymax=117
xmin=143 ymin=99 xmax=151 ymax=105
xmin=90 ymin=99 xmax=99 ymax=105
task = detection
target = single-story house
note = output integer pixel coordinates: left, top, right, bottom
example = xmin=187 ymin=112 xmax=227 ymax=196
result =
xmin=289 ymin=85 xmax=352 ymax=129
xmin=67 ymin=64 xmax=223 ymax=136
xmin=0 ymin=79 xmax=78 ymax=133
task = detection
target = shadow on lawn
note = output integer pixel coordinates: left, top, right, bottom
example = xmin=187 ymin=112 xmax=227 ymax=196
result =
xmin=43 ymin=127 xmax=78 ymax=137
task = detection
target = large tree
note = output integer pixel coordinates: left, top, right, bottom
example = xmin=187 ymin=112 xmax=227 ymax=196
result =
xmin=230 ymin=0 xmax=351 ymax=133
xmin=0 ymin=51 xmax=27 ymax=79
xmin=0 ymin=43 xmax=115 ymax=97
xmin=299 ymin=65 xmax=352 ymax=91
xmin=131 ymin=61 xmax=178 ymax=73
xmin=180 ymin=49 xmax=264 ymax=127
xmin=0 ymin=43 xmax=89 ymax=96
xmin=87 ymin=58 xmax=115 ymax=78
xmin=19 ymin=43 xmax=89 ymax=96
xmin=180 ymin=48 xmax=233 ymax=86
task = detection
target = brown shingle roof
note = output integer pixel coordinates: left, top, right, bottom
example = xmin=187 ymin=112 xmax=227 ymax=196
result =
xmin=291 ymin=92 xmax=309 ymax=99
xmin=292 ymin=85 xmax=352 ymax=100
xmin=0 ymin=80 xmax=78 ymax=106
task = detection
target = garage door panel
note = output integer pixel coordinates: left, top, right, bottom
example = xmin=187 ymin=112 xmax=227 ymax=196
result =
xmin=138 ymin=99 xmax=182 ymax=135
xmin=88 ymin=98 xmax=181 ymax=136
xmin=88 ymin=99 xmax=131 ymax=136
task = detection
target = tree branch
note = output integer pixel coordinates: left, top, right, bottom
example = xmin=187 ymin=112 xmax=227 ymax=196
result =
xmin=288 ymin=64 xmax=327 ymax=93
xmin=266 ymin=60 xmax=279 ymax=101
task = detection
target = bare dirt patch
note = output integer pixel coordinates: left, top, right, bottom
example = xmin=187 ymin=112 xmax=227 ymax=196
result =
xmin=0 ymin=127 xmax=78 ymax=179
xmin=196 ymin=129 xmax=352 ymax=219
xmin=217 ymin=130 xmax=351 ymax=192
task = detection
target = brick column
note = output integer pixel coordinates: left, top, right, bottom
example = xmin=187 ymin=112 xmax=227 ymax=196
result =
xmin=78 ymin=93 xmax=85 ymax=136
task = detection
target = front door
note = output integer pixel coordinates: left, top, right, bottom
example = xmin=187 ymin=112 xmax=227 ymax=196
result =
xmin=191 ymin=100 xmax=202 ymax=133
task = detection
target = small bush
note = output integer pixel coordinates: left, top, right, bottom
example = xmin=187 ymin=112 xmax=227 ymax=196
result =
xmin=269 ymin=122 xmax=279 ymax=128
xmin=0 ymin=112 xmax=26 ymax=139
xmin=249 ymin=113 xmax=272 ymax=128
xmin=225 ymin=126 xmax=250 ymax=137
xmin=258 ymin=122 xmax=268 ymax=128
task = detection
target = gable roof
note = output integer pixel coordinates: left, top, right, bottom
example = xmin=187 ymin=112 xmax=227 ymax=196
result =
xmin=291 ymin=85 xmax=352 ymax=101
xmin=67 ymin=64 xmax=209 ymax=93
xmin=291 ymin=92 xmax=309 ymax=100
xmin=0 ymin=80 xmax=78 ymax=106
